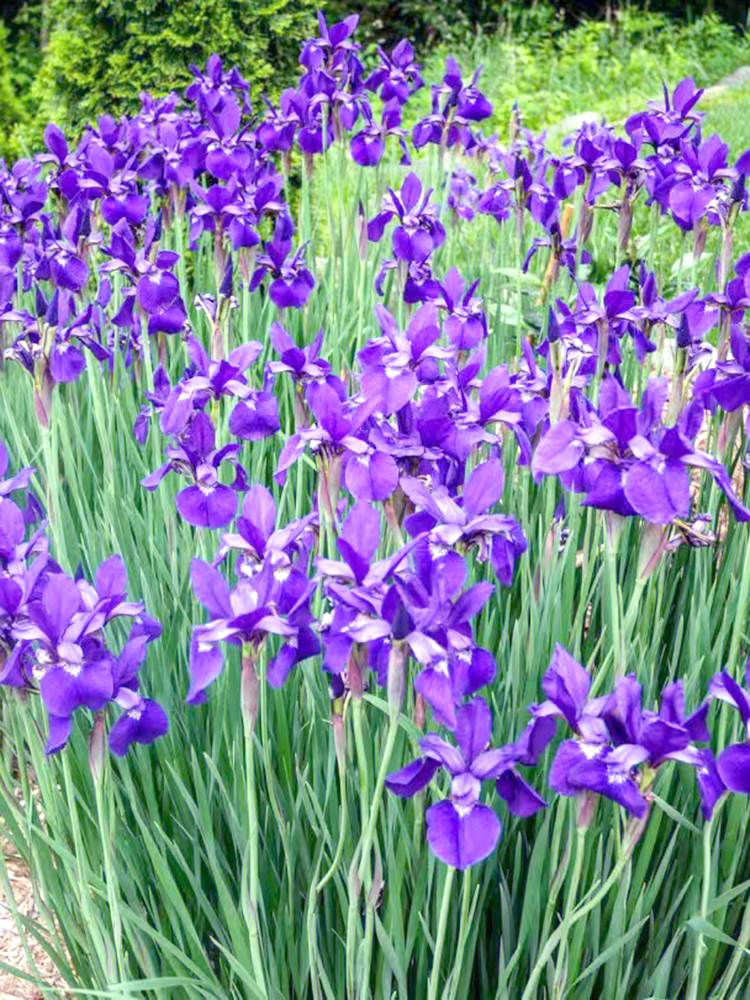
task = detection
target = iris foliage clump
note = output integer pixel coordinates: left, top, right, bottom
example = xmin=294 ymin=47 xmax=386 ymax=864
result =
xmin=4 ymin=9 xmax=750 ymax=1000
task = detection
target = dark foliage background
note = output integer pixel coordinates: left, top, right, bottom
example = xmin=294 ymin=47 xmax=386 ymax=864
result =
xmin=0 ymin=1 xmax=747 ymax=158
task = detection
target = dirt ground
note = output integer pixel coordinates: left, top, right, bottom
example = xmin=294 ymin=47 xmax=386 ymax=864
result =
xmin=0 ymin=847 xmax=65 ymax=1000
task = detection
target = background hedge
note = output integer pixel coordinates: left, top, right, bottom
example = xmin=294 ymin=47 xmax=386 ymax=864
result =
xmin=0 ymin=1 xmax=749 ymax=160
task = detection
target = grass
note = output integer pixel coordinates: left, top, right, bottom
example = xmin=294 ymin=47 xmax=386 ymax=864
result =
xmin=1 ymin=17 xmax=750 ymax=1000
xmin=420 ymin=8 xmax=750 ymax=141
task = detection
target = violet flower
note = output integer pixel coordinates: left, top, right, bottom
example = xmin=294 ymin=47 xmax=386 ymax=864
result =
xmin=364 ymin=40 xmax=423 ymax=106
xmin=8 ymin=558 xmax=164 ymax=755
xmin=386 ymin=698 xmax=546 ymax=868
xmin=142 ymin=411 xmax=247 ymax=528
xmin=188 ymin=507 xmax=318 ymax=701
xmin=536 ymin=645 xmax=723 ymax=819
xmin=250 ymin=216 xmax=315 ymax=309
xmin=367 ymin=173 xmax=446 ymax=263
xmin=710 ymin=662 xmax=750 ymax=795
xmin=532 ymin=375 xmax=750 ymax=525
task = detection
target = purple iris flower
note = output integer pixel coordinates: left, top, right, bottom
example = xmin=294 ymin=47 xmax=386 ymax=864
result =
xmin=710 ymin=662 xmax=750 ymax=796
xmin=367 ymin=173 xmax=446 ymax=263
xmin=187 ymin=499 xmax=319 ymax=701
xmin=532 ymin=375 xmax=750 ymax=525
xmin=317 ymin=502 xmax=423 ymax=684
xmin=37 ymin=209 xmax=89 ymax=293
xmin=156 ymin=335 xmax=266 ymax=438
xmin=9 ymin=558 xmax=164 ymax=755
xmin=401 ymin=459 xmax=527 ymax=587
xmin=412 ymin=58 xmax=492 ymax=153
xmin=185 ymin=53 xmax=251 ymax=115
xmin=216 ymin=484 xmax=317 ymax=572
xmin=626 ymin=78 xmax=704 ymax=153
xmin=257 ymin=93 xmax=299 ymax=154
xmin=386 ymin=698 xmax=546 ymax=868
xmin=299 ymin=12 xmax=363 ymax=89
xmin=0 ymin=442 xmax=35 ymax=510
xmin=275 ymin=383 xmax=392 ymax=509
xmin=189 ymin=181 xmax=261 ymax=254
xmin=365 ymin=40 xmax=423 ymax=105
xmin=101 ymin=219 xmax=187 ymax=336
xmin=358 ymin=304 xmax=445 ymax=415
xmin=138 ymin=118 xmax=204 ymax=193
xmin=250 ymin=216 xmax=315 ymax=309
xmin=2 ymin=290 xmax=110 ymax=426
xmin=477 ymin=180 xmax=513 ymax=225
xmin=429 ymin=268 xmax=487 ymax=351
xmin=447 ymin=170 xmax=479 ymax=222
xmin=142 ymin=411 xmax=246 ymax=529
xmin=0 ymin=452 xmax=49 ymax=675
xmin=322 ymin=531 xmax=495 ymax=728
xmin=396 ymin=551 xmax=496 ymax=728
xmin=63 ymin=137 xmax=149 ymax=226
xmin=268 ymin=323 xmax=338 ymax=398
xmin=665 ymin=133 xmax=732 ymax=231
xmin=198 ymin=95 xmax=256 ymax=182
xmin=536 ymin=646 xmax=723 ymax=819
xmin=622 ymin=266 xmax=706 ymax=363
xmin=133 ymin=364 xmax=172 ymax=445
xmin=108 ymin=690 xmax=169 ymax=756
xmin=350 ymin=100 xmax=409 ymax=168
xmin=698 ymin=325 xmax=750 ymax=413
xmin=229 ymin=375 xmax=281 ymax=443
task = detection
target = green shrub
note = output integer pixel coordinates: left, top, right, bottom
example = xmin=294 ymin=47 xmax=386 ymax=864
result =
xmin=0 ymin=20 xmax=23 ymax=160
xmin=10 ymin=0 xmax=318 ymax=154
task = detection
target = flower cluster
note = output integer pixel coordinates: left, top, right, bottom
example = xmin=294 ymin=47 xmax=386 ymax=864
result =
xmin=0 ymin=440 xmax=166 ymax=755
xmin=3 ymin=11 xmax=750 ymax=884
xmin=385 ymin=643 xmax=750 ymax=868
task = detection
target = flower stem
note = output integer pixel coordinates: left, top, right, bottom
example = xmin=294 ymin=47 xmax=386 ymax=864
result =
xmin=688 ymin=817 xmax=714 ymax=1000
xmin=92 ymin=757 xmax=125 ymax=983
xmin=59 ymin=750 xmax=112 ymax=980
xmin=355 ymin=707 xmax=400 ymax=886
xmin=241 ymin=649 xmax=268 ymax=999
xmin=521 ymin=852 xmax=630 ymax=1000
xmin=604 ymin=524 xmax=625 ymax=676
xmin=316 ymin=718 xmax=349 ymax=892
xmin=40 ymin=421 xmax=68 ymax=569
xmin=353 ymin=705 xmax=400 ymax=997
xmin=351 ymin=646 xmax=406 ymax=996
xmin=552 ymin=827 xmax=586 ymax=997
xmin=427 ymin=866 xmax=456 ymax=1000
xmin=447 ymin=868 xmax=474 ymax=1000
xmin=345 ymin=697 xmax=370 ymax=997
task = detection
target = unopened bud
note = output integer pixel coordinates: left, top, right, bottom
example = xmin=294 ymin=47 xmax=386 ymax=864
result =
xmin=637 ymin=522 xmax=668 ymax=581
xmin=332 ymin=710 xmax=346 ymax=770
xmin=718 ymin=410 xmax=741 ymax=459
xmin=357 ymin=201 xmax=369 ymax=260
xmin=576 ymin=791 xmax=597 ymax=830
xmin=718 ymin=222 xmax=734 ymax=288
xmin=383 ymin=498 xmax=404 ymax=545
xmin=346 ymin=645 xmax=366 ymax=699
xmin=577 ymin=200 xmax=593 ymax=245
xmin=623 ymin=808 xmax=651 ymax=858
xmin=413 ymin=692 xmax=426 ymax=730
xmin=561 ymin=202 xmax=575 ymax=240
xmin=88 ymin=712 xmax=107 ymax=784
xmin=387 ymin=641 xmax=407 ymax=716
xmin=605 ymin=511 xmax=626 ymax=550
xmin=33 ymin=370 xmax=53 ymax=429
xmin=617 ymin=196 xmax=633 ymax=251
xmin=693 ymin=221 xmax=708 ymax=260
